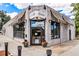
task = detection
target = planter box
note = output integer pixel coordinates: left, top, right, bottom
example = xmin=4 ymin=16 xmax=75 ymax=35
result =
xmin=42 ymin=42 xmax=47 ymax=47
xmin=23 ymin=40 xmax=28 ymax=47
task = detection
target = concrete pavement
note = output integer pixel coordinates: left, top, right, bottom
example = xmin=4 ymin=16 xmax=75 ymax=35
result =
xmin=60 ymin=44 xmax=79 ymax=56
xmin=0 ymin=34 xmax=79 ymax=56
xmin=0 ymin=34 xmax=56 ymax=56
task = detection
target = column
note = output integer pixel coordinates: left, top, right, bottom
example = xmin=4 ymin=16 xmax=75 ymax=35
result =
xmin=45 ymin=8 xmax=51 ymax=44
xmin=25 ymin=9 xmax=30 ymax=45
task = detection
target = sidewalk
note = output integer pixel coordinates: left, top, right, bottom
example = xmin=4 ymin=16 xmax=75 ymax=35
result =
xmin=60 ymin=43 xmax=79 ymax=56
xmin=0 ymin=34 xmax=56 ymax=56
xmin=0 ymin=34 xmax=79 ymax=56
xmin=59 ymin=37 xmax=79 ymax=56
xmin=50 ymin=40 xmax=79 ymax=56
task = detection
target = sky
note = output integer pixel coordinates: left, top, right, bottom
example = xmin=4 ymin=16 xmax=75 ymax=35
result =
xmin=0 ymin=3 xmax=74 ymax=19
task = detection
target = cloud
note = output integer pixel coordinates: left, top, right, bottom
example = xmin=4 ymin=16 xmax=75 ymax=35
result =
xmin=6 ymin=12 xmax=18 ymax=19
xmin=5 ymin=4 xmax=10 ymax=7
xmin=54 ymin=3 xmax=71 ymax=8
xmin=60 ymin=6 xmax=73 ymax=13
xmin=8 ymin=3 xmax=73 ymax=19
xmin=51 ymin=3 xmax=73 ymax=12
xmin=12 ymin=3 xmax=73 ymax=12
xmin=0 ymin=3 xmax=3 ymax=5
xmin=13 ymin=3 xmax=31 ymax=9
xmin=50 ymin=3 xmax=74 ymax=19
xmin=12 ymin=3 xmax=72 ymax=10
xmin=70 ymin=15 xmax=75 ymax=19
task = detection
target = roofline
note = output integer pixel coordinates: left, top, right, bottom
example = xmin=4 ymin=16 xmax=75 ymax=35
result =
xmin=3 ymin=5 xmax=73 ymax=28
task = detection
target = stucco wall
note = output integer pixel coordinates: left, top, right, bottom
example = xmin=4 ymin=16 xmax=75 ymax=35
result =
xmin=60 ymin=24 xmax=69 ymax=42
xmin=47 ymin=23 xmax=70 ymax=46
xmin=5 ymin=25 xmax=13 ymax=39
xmin=70 ymin=24 xmax=75 ymax=40
xmin=25 ymin=9 xmax=31 ymax=45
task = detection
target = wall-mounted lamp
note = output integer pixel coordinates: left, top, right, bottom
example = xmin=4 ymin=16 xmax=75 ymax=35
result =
xmin=36 ymin=17 xmax=39 ymax=19
xmin=49 ymin=20 xmax=51 ymax=23
xmin=28 ymin=5 xmax=31 ymax=10
xmin=16 ymin=24 xmax=19 ymax=28
xmin=44 ymin=5 xmax=46 ymax=10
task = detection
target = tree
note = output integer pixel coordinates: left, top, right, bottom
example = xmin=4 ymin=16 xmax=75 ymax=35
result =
xmin=71 ymin=3 xmax=79 ymax=36
xmin=0 ymin=11 xmax=11 ymax=31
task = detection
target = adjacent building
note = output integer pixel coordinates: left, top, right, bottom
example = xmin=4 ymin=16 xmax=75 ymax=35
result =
xmin=2 ymin=5 xmax=75 ymax=46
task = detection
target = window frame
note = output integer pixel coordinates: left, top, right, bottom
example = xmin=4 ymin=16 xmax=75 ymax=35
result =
xmin=51 ymin=21 xmax=60 ymax=39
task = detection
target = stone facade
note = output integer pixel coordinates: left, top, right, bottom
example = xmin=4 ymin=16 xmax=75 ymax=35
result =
xmin=2 ymin=5 xmax=75 ymax=46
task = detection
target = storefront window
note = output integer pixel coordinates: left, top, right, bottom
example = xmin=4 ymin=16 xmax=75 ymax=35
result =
xmin=51 ymin=21 xmax=60 ymax=39
xmin=13 ymin=22 xmax=25 ymax=38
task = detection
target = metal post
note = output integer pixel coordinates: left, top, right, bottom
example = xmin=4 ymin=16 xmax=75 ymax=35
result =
xmin=46 ymin=49 xmax=52 ymax=56
xmin=5 ymin=42 xmax=8 ymax=56
xmin=18 ymin=46 xmax=22 ymax=56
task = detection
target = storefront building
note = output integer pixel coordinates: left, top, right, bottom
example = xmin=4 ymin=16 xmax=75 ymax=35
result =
xmin=2 ymin=5 xmax=75 ymax=46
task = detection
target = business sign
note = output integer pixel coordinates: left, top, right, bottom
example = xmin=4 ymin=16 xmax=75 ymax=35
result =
xmin=29 ymin=10 xmax=46 ymax=19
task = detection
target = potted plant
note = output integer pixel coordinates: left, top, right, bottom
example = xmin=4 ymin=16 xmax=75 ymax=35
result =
xmin=41 ymin=39 xmax=48 ymax=47
xmin=22 ymin=40 xmax=28 ymax=47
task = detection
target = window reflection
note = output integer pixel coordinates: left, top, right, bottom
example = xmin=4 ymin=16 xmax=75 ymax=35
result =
xmin=31 ymin=20 xmax=44 ymax=29
xmin=51 ymin=21 xmax=60 ymax=39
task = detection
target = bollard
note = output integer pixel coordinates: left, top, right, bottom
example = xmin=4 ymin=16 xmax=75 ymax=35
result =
xmin=5 ymin=42 xmax=8 ymax=56
xmin=46 ymin=49 xmax=52 ymax=56
xmin=18 ymin=46 xmax=22 ymax=56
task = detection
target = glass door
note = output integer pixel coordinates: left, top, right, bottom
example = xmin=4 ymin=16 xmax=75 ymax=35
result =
xmin=30 ymin=20 xmax=45 ymax=45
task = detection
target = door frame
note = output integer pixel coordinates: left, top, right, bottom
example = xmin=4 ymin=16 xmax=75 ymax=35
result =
xmin=30 ymin=19 xmax=45 ymax=45
xmin=31 ymin=27 xmax=43 ymax=45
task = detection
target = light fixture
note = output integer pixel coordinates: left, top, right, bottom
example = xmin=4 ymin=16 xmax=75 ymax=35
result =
xmin=28 ymin=5 xmax=31 ymax=10
xmin=16 ymin=24 xmax=19 ymax=28
xmin=49 ymin=20 xmax=51 ymax=23
xmin=36 ymin=17 xmax=38 ymax=19
xmin=44 ymin=5 xmax=46 ymax=10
